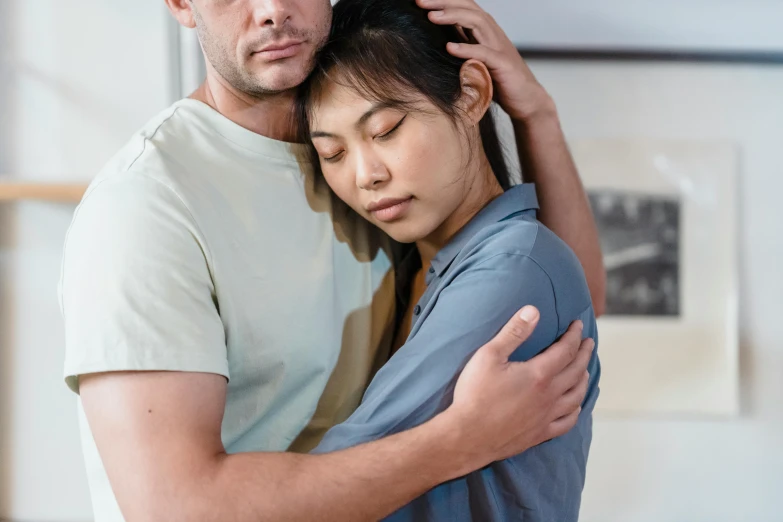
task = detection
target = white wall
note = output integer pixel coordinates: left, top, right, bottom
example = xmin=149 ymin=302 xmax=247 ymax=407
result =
xmin=500 ymin=59 xmax=783 ymax=522
xmin=0 ymin=1 xmax=173 ymax=520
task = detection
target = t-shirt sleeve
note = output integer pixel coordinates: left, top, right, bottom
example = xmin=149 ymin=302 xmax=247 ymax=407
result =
xmin=60 ymin=174 xmax=228 ymax=393
xmin=312 ymin=252 xmax=566 ymax=453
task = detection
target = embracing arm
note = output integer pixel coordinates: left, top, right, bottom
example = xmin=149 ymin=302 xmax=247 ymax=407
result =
xmin=80 ymin=310 xmax=591 ymax=522
xmin=64 ymin=175 xmax=591 ymax=521
xmin=79 ymin=370 xmax=474 ymax=522
xmin=418 ymin=0 xmax=606 ymax=316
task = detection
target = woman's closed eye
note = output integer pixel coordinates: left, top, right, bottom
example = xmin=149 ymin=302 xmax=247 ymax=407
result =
xmin=312 ymin=141 xmax=344 ymax=163
xmin=321 ymin=150 xmax=345 ymax=163
xmin=375 ymin=115 xmax=407 ymax=142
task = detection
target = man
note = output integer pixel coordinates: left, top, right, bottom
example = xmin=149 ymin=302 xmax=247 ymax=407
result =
xmin=60 ymin=0 xmax=604 ymax=520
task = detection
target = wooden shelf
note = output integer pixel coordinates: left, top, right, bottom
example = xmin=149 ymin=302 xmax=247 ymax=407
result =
xmin=0 ymin=182 xmax=88 ymax=203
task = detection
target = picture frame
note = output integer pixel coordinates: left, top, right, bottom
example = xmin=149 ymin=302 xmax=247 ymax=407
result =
xmin=570 ymin=139 xmax=740 ymax=416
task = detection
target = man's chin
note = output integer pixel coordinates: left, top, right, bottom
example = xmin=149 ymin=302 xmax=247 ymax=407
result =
xmin=247 ymin=58 xmax=315 ymax=93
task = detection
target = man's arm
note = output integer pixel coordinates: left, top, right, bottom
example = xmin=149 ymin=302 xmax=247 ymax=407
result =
xmin=418 ymin=0 xmax=607 ymax=316
xmin=513 ymin=112 xmax=606 ymax=316
xmin=80 ymin=308 xmax=592 ymax=522
xmin=63 ymin=175 xmax=590 ymax=521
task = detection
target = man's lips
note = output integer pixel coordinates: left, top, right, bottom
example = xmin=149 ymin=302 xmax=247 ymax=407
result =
xmin=252 ymin=41 xmax=304 ymax=60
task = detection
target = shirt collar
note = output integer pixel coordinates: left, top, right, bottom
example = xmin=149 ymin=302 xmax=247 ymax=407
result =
xmin=430 ymin=183 xmax=539 ymax=277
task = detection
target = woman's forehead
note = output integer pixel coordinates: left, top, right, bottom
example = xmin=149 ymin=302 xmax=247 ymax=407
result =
xmin=311 ymin=82 xmax=375 ymax=123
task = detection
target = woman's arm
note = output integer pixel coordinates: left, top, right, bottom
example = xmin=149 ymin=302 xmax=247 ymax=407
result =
xmin=416 ymin=0 xmax=607 ymax=316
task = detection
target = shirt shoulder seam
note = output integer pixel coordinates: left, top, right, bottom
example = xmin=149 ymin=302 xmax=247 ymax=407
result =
xmin=60 ymin=107 xmax=217 ymax=315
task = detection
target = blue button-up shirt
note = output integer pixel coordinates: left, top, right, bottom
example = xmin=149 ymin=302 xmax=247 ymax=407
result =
xmin=314 ymin=184 xmax=601 ymax=521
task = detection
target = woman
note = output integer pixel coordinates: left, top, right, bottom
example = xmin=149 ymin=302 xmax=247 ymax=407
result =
xmin=297 ymin=0 xmax=601 ymax=520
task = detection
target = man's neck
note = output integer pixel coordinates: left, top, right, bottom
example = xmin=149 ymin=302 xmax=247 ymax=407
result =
xmin=190 ymin=71 xmax=299 ymax=143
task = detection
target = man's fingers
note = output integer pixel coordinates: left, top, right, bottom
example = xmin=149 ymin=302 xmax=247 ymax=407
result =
xmin=428 ymin=7 xmax=488 ymax=29
xmin=530 ymin=321 xmax=584 ymax=379
xmin=428 ymin=9 xmax=501 ymax=46
xmin=445 ymin=42 xmax=503 ymax=67
xmin=546 ymin=407 xmax=581 ymax=441
xmin=480 ymin=306 xmax=540 ymax=361
xmin=551 ymin=337 xmax=594 ymax=395
xmin=416 ymin=0 xmax=478 ymax=12
xmin=552 ymin=371 xmax=589 ymax=420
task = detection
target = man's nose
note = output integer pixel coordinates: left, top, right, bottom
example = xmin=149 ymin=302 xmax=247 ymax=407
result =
xmin=250 ymin=0 xmax=292 ymax=27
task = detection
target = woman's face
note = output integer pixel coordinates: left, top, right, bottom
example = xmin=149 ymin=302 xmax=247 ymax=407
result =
xmin=309 ymin=81 xmax=477 ymax=244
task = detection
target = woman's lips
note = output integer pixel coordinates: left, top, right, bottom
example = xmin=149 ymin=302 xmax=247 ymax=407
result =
xmin=368 ymin=197 xmax=413 ymax=223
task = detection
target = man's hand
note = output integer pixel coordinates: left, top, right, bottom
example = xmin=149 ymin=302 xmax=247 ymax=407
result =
xmin=416 ymin=0 xmax=555 ymax=122
xmin=444 ymin=306 xmax=593 ymax=470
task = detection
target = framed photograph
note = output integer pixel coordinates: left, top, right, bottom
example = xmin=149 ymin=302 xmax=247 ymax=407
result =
xmin=589 ymin=189 xmax=681 ymax=317
xmin=570 ymin=139 xmax=740 ymax=416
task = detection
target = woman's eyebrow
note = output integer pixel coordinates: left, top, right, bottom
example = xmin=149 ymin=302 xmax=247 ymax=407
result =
xmin=311 ymin=102 xmax=398 ymax=139
xmin=310 ymin=130 xmax=338 ymax=139
xmin=356 ymin=102 xmax=397 ymax=129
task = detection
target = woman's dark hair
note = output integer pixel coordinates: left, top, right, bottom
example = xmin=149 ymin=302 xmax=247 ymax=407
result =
xmin=296 ymin=0 xmax=513 ymax=190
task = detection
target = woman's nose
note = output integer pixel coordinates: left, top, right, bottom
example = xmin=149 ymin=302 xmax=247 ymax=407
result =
xmin=355 ymin=156 xmax=390 ymax=190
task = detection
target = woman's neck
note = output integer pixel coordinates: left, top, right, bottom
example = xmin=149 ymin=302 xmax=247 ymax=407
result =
xmin=416 ymin=156 xmax=504 ymax=270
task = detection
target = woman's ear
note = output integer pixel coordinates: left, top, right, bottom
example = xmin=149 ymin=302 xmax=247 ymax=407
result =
xmin=456 ymin=59 xmax=494 ymax=126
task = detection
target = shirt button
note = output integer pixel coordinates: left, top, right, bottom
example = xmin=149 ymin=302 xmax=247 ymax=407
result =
xmin=428 ymin=266 xmax=435 ymax=274
xmin=414 ymin=305 xmax=422 ymax=316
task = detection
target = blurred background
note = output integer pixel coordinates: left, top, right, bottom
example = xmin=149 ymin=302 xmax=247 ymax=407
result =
xmin=1 ymin=1 xmax=782 ymax=521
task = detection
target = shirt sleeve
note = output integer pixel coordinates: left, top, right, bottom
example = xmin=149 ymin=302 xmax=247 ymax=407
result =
xmin=60 ymin=174 xmax=228 ymax=393
xmin=312 ymin=251 xmax=565 ymax=453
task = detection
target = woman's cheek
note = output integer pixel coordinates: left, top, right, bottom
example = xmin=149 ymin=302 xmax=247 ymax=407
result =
xmin=326 ymin=169 xmax=362 ymax=214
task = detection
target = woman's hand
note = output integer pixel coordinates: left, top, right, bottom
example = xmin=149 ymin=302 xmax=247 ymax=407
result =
xmin=416 ymin=0 xmax=556 ymax=122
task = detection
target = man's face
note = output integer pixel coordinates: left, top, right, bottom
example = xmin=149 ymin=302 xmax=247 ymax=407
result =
xmin=191 ymin=0 xmax=332 ymax=96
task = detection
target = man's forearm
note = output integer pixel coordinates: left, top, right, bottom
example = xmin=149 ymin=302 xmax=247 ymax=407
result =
xmin=146 ymin=412 xmax=474 ymax=522
xmin=514 ymin=105 xmax=607 ymax=315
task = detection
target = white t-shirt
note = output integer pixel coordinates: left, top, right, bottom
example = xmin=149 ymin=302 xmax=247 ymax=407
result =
xmin=60 ymin=99 xmax=396 ymax=521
